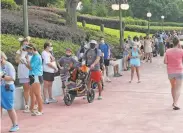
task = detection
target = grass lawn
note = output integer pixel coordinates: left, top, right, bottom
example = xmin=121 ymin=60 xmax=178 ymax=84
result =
xmin=77 ymin=22 xmax=148 ymax=39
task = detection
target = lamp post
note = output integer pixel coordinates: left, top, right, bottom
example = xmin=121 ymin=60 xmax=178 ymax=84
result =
xmin=161 ymin=15 xmax=165 ymax=31
xmin=112 ymin=3 xmax=129 ymax=48
xmin=23 ymin=0 xmax=29 ymax=37
xmin=147 ymin=12 xmax=152 ymax=35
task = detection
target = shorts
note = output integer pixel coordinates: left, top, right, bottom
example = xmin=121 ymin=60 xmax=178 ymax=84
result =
xmin=168 ymin=73 xmax=183 ymax=80
xmin=104 ymin=59 xmax=110 ymax=66
xmin=90 ymin=71 xmax=102 ymax=82
xmin=110 ymin=60 xmax=117 ymax=66
xmin=19 ymin=78 xmax=30 ymax=84
xmin=1 ymin=84 xmax=15 ymax=110
xmin=43 ymin=71 xmax=55 ymax=82
xmin=29 ymin=75 xmax=43 ymax=85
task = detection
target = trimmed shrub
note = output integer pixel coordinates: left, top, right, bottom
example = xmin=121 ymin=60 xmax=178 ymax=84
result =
xmin=1 ymin=0 xmax=17 ymax=10
xmin=1 ymin=9 xmax=85 ymax=44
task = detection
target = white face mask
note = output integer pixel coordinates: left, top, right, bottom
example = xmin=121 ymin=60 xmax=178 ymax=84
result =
xmin=101 ymin=40 xmax=105 ymax=44
xmin=49 ymin=47 xmax=53 ymax=51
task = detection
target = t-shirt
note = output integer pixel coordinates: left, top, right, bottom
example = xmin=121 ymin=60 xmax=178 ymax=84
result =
xmin=29 ymin=53 xmax=43 ymax=76
xmin=165 ymin=48 xmax=183 ymax=74
xmin=99 ymin=43 xmax=110 ymax=59
xmin=1 ymin=61 xmax=16 ymax=85
xmin=16 ymin=50 xmax=32 ymax=79
xmin=42 ymin=50 xmax=55 ymax=73
xmin=84 ymin=48 xmax=101 ymax=71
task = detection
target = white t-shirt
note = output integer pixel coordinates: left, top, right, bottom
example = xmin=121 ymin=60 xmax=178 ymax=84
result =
xmin=42 ymin=50 xmax=55 ymax=73
xmin=16 ymin=50 xmax=32 ymax=79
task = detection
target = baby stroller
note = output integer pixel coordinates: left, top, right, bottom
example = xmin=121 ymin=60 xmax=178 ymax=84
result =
xmin=60 ymin=65 xmax=95 ymax=106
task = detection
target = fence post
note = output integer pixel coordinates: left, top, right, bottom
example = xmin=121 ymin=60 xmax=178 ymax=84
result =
xmin=100 ymin=24 xmax=104 ymax=32
xmin=82 ymin=20 xmax=86 ymax=27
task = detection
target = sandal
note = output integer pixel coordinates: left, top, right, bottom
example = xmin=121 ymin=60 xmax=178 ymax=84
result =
xmin=173 ymin=103 xmax=180 ymax=110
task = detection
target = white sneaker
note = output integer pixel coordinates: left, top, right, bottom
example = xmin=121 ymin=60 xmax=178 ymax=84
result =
xmin=44 ymin=99 xmax=49 ymax=104
xmin=106 ymin=77 xmax=111 ymax=82
xmin=49 ymin=98 xmax=58 ymax=103
xmin=34 ymin=105 xmax=38 ymax=110
xmin=23 ymin=105 xmax=30 ymax=113
xmin=31 ymin=111 xmax=43 ymax=116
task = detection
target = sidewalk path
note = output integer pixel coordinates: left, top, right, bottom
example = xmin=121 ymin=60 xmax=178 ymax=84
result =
xmin=1 ymin=57 xmax=183 ymax=133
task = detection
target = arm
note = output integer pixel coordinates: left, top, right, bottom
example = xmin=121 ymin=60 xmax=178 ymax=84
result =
xmin=42 ymin=52 xmax=57 ymax=70
xmin=3 ymin=64 xmax=16 ymax=81
xmin=164 ymin=53 xmax=167 ymax=64
xmin=15 ymin=50 xmax=21 ymax=64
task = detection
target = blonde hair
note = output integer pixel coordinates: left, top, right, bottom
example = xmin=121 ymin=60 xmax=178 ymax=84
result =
xmin=0 ymin=51 xmax=8 ymax=60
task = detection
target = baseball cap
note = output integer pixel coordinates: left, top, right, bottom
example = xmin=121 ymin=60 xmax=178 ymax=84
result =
xmin=89 ymin=40 xmax=97 ymax=44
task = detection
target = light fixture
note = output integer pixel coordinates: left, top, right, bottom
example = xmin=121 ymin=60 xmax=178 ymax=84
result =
xmin=161 ymin=15 xmax=165 ymax=19
xmin=147 ymin=12 xmax=152 ymax=18
xmin=111 ymin=4 xmax=119 ymax=10
xmin=121 ymin=4 xmax=129 ymax=10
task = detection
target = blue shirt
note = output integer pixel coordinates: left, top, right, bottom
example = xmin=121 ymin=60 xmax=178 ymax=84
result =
xmin=99 ymin=43 xmax=110 ymax=59
xmin=29 ymin=53 xmax=43 ymax=76
xmin=158 ymin=34 xmax=164 ymax=43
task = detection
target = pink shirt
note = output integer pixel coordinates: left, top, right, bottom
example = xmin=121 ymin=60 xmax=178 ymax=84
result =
xmin=165 ymin=48 xmax=183 ymax=74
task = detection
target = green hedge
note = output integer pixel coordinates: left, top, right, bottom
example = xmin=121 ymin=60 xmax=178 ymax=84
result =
xmin=1 ymin=0 xmax=17 ymax=10
xmin=125 ymin=25 xmax=183 ymax=34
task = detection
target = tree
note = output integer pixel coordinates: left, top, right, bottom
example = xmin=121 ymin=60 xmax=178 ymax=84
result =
xmin=65 ymin=0 xmax=80 ymax=29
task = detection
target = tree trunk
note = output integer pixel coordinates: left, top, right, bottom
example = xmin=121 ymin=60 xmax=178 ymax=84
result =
xmin=66 ymin=0 xmax=79 ymax=29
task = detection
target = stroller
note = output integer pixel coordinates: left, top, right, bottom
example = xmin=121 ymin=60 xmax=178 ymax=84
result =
xmin=60 ymin=65 xmax=95 ymax=106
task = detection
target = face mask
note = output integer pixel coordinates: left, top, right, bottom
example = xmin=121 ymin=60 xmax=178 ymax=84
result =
xmin=22 ymin=45 xmax=27 ymax=50
xmin=49 ymin=47 xmax=53 ymax=51
xmin=28 ymin=52 xmax=33 ymax=56
xmin=90 ymin=43 xmax=96 ymax=49
xmin=101 ymin=40 xmax=105 ymax=44
xmin=66 ymin=54 xmax=71 ymax=57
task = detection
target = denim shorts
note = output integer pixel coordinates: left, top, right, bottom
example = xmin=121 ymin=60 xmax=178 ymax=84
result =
xmin=1 ymin=84 xmax=15 ymax=110
xmin=168 ymin=73 xmax=183 ymax=80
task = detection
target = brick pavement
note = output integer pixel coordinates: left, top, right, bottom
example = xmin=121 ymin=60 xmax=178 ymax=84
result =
xmin=1 ymin=57 xmax=183 ymax=133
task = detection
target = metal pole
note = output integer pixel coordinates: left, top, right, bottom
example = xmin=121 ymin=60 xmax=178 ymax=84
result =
xmin=162 ymin=19 xmax=164 ymax=31
xmin=148 ymin=17 xmax=150 ymax=35
xmin=119 ymin=0 xmax=123 ymax=48
xmin=23 ymin=0 xmax=29 ymax=37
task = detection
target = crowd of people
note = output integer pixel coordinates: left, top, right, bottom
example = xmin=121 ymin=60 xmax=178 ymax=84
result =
xmin=1 ymin=30 xmax=183 ymax=132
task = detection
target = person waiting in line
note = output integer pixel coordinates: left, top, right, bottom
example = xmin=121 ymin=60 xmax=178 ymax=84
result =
xmin=144 ymin=35 xmax=153 ymax=63
xmin=15 ymin=37 xmax=33 ymax=113
xmin=42 ymin=42 xmax=58 ymax=104
xmin=1 ymin=51 xmax=20 ymax=132
xmin=83 ymin=40 xmax=103 ymax=100
xmin=24 ymin=44 xmax=43 ymax=116
xmin=129 ymin=43 xmax=141 ymax=83
xmin=164 ymin=37 xmax=183 ymax=110
xmin=123 ymin=39 xmax=130 ymax=71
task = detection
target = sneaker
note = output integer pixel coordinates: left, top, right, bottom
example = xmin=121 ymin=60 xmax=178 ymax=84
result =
xmin=9 ymin=125 xmax=19 ymax=132
xmin=44 ymin=99 xmax=49 ymax=104
xmin=83 ymin=96 xmax=86 ymax=100
xmin=31 ymin=111 xmax=43 ymax=116
xmin=49 ymin=98 xmax=58 ymax=103
xmin=98 ymin=96 xmax=102 ymax=100
xmin=33 ymin=105 xmax=38 ymax=110
xmin=106 ymin=77 xmax=111 ymax=82
xmin=23 ymin=105 xmax=30 ymax=113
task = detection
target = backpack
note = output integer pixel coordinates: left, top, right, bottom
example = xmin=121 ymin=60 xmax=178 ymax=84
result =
xmin=85 ymin=48 xmax=103 ymax=67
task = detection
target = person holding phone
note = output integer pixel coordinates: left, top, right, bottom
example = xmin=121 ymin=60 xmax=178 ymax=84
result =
xmin=24 ymin=44 xmax=43 ymax=116
xmin=1 ymin=51 xmax=19 ymax=132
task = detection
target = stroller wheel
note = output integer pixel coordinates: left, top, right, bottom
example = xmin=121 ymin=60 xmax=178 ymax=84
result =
xmin=87 ymin=89 xmax=95 ymax=103
xmin=64 ymin=94 xmax=75 ymax=106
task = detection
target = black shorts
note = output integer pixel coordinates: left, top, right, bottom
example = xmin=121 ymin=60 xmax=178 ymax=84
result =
xmin=104 ymin=59 xmax=110 ymax=66
xmin=43 ymin=72 xmax=55 ymax=82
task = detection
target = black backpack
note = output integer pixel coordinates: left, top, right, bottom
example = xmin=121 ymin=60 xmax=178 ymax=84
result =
xmin=85 ymin=48 xmax=104 ymax=67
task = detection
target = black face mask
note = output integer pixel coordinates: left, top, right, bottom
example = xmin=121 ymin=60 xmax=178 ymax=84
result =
xmin=66 ymin=55 xmax=71 ymax=57
xmin=90 ymin=43 xmax=96 ymax=49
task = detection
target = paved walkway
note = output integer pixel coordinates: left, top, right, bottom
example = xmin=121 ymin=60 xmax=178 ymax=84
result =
xmin=1 ymin=57 xmax=183 ymax=133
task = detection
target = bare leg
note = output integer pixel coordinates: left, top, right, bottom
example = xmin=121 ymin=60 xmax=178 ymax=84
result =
xmin=173 ymin=79 xmax=182 ymax=107
xmin=23 ymin=83 xmax=30 ymax=106
xmin=130 ymin=66 xmax=135 ymax=83
xmin=31 ymin=83 xmax=43 ymax=112
xmin=43 ymin=80 xmax=48 ymax=101
xmin=1 ymin=107 xmax=2 ymax=117
xmin=136 ymin=67 xmax=140 ymax=82
xmin=169 ymin=78 xmax=176 ymax=104
xmin=48 ymin=82 xmax=53 ymax=99
xmin=7 ymin=109 xmax=18 ymax=126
